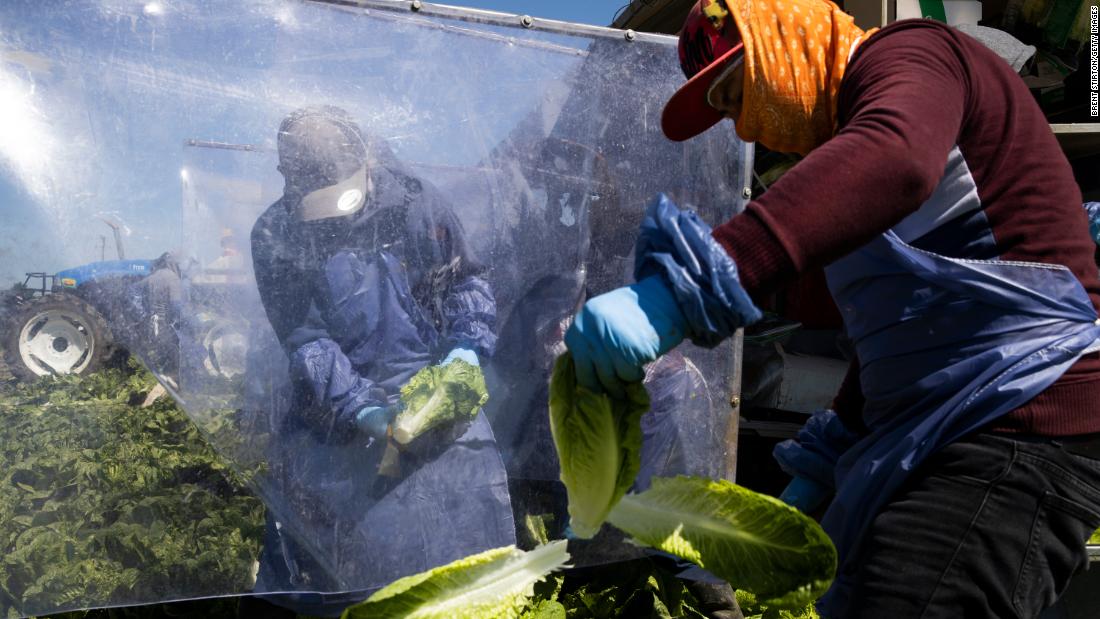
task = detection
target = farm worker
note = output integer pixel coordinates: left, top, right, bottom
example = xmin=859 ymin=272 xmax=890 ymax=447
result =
xmin=245 ymin=106 xmax=513 ymax=617
xmin=564 ymin=0 xmax=1100 ymax=616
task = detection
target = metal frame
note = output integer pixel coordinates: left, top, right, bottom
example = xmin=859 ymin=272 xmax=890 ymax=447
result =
xmin=739 ymin=142 xmax=756 ymax=205
xmin=1050 ymin=123 xmax=1100 ymax=134
xmin=723 ymin=330 xmax=744 ymax=480
xmin=307 ymin=0 xmax=678 ymax=45
xmin=184 ymin=139 xmax=269 ymax=152
xmin=21 ymin=273 xmax=52 ymax=296
xmin=183 ymin=140 xmax=631 ymax=191
xmin=724 ymin=140 xmax=756 ymax=482
xmin=306 ymin=2 xmax=591 ymax=57
xmin=1050 ymin=124 xmax=1100 ymax=160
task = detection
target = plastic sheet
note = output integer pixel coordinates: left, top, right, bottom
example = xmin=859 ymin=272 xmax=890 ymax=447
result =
xmin=0 ymin=1 xmax=750 ymax=616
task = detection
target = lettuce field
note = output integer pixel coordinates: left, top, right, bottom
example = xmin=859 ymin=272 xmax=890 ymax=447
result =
xmin=0 ymin=360 xmax=264 ymax=618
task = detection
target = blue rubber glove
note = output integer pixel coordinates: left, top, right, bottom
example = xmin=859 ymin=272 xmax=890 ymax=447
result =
xmin=1085 ymin=202 xmax=1100 ymax=245
xmin=441 ymin=347 xmax=480 ymax=367
xmin=564 ymin=275 xmax=687 ymax=398
xmin=634 ymin=194 xmax=762 ymax=348
xmin=562 ymin=522 xmax=579 ymax=540
xmin=773 ymin=409 xmax=861 ymax=514
xmin=773 ymin=409 xmax=860 ymax=489
xmin=778 ymin=476 xmax=832 ymax=514
xmin=355 ymin=405 xmax=399 ymax=440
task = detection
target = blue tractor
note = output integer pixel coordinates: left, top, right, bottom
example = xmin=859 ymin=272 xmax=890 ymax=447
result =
xmin=2 ymin=257 xmax=158 ymax=382
xmin=3 ymin=226 xmax=250 ymax=384
xmin=2 ymin=176 xmax=257 ymax=383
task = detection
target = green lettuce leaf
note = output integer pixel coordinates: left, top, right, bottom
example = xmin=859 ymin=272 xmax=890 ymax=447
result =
xmin=343 ymin=540 xmax=570 ymax=619
xmin=607 ymin=476 xmax=836 ymax=609
xmin=392 ymin=359 xmax=488 ymax=445
xmin=548 ymin=353 xmax=649 ymax=539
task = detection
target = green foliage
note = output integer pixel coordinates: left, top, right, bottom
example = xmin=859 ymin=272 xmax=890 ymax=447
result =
xmin=343 ymin=541 xmax=570 ymax=619
xmin=0 ymin=363 xmax=264 ymax=618
xmin=607 ymin=476 xmax=835 ymax=610
xmin=735 ymin=590 xmax=820 ymax=619
xmin=548 ymin=354 xmax=649 ymax=539
xmin=522 ymin=559 xmax=707 ymax=619
xmin=392 ymin=359 xmax=488 ymax=445
xmin=521 ymin=599 xmax=566 ymax=619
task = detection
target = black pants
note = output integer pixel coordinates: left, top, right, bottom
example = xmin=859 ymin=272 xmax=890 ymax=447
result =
xmin=841 ymin=432 xmax=1100 ymax=619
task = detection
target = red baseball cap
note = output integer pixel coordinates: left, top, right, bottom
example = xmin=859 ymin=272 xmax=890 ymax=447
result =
xmin=662 ymin=0 xmax=744 ymax=142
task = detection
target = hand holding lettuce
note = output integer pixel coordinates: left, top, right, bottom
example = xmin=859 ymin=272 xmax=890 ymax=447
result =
xmin=563 ymin=194 xmax=761 ymax=399
xmin=546 ymin=195 xmax=829 ymax=610
xmin=391 ymin=358 xmax=488 ymax=446
xmin=549 ymin=351 xmax=835 ymax=610
xmin=564 ymin=276 xmax=687 ymax=398
xmin=355 ymin=404 xmax=399 ymax=440
xmin=376 ymin=358 xmax=489 ymax=477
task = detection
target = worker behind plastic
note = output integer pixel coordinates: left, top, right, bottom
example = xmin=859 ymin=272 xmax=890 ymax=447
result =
xmin=245 ymin=106 xmax=515 ymax=617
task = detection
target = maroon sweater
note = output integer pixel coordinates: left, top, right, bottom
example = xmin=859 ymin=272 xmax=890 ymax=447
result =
xmin=712 ymin=19 xmax=1100 ymax=436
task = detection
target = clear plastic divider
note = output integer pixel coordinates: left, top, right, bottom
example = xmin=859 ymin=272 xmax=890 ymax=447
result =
xmin=0 ymin=1 xmax=749 ymax=615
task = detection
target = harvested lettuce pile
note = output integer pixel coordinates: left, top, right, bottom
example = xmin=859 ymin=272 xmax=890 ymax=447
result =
xmin=342 ymin=540 xmax=570 ymax=619
xmin=393 ymin=359 xmax=488 ymax=445
xmin=341 ymin=540 xmax=823 ymax=619
xmin=547 ymin=354 xmax=649 ymax=538
xmin=344 ymin=546 xmax=719 ymax=619
xmin=521 ymin=557 xmax=711 ymax=619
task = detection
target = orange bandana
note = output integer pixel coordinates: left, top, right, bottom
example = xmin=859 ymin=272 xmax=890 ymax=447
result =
xmin=726 ymin=0 xmax=875 ymax=155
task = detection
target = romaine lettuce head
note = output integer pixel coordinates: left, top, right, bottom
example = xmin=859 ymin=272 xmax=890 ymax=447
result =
xmin=607 ymin=476 xmax=836 ymax=609
xmin=393 ymin=359 xmax=488 ymax=445
xmin=548 ymin=353 xmax=649 ymax=539
xmin=343 ymin=540 xmax=570 ymax=619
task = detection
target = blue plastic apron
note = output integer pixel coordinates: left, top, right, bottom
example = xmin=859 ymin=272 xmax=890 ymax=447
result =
xmin=818 ymin=229 xmax=1100 ymax=614
xmin=253 ymin=249 xmax=515 ymax=616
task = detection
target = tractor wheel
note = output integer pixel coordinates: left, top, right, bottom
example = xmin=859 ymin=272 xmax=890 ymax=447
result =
xmin=2 ymin=293 xmax=113 ymax=381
